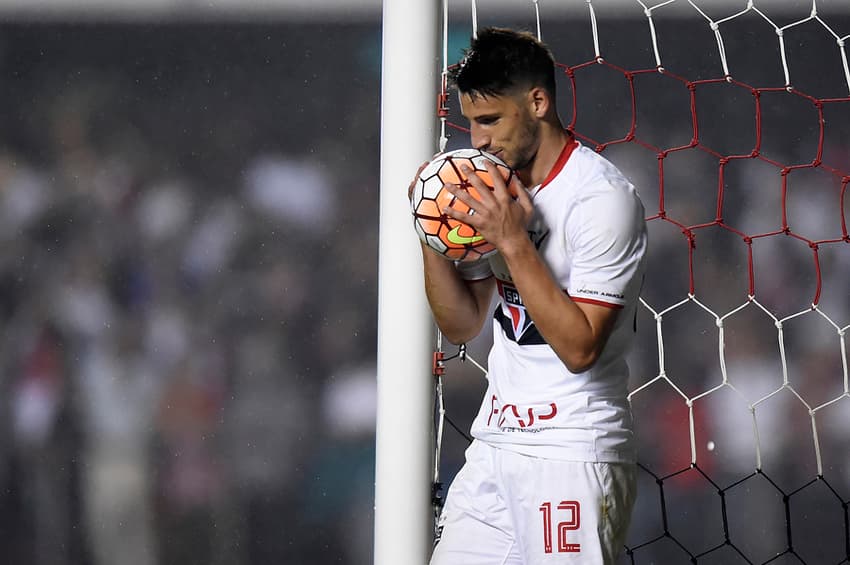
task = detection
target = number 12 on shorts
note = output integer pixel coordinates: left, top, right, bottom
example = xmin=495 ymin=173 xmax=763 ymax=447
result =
xmin=539 ymin=501 xmax=581 ymax=554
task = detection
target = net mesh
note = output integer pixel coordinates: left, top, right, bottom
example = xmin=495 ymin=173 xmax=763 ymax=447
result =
xmin=432 ymin=1 xmax=850 ymax=563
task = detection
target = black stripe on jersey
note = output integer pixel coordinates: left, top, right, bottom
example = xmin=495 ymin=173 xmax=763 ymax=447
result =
xmin=494 ymin=307 xmax=547 ymax=345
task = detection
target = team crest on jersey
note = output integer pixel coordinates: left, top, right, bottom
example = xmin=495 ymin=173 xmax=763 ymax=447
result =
xmin=491 ymin=221 xmax=550 ymax=345
xmin=496 ymin=280 xmax=538 ymax=342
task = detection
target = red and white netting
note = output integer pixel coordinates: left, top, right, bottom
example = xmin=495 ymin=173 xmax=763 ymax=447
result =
xmin=432 ymin=1 xmax=850 ymax=562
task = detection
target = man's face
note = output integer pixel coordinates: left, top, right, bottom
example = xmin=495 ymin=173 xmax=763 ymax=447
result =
xmin=459 ymin=89 xmax=540 ymax=172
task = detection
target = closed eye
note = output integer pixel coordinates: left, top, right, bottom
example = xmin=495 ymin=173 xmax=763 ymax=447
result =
xmin=475 ymin=116 xmax=498 ymax=125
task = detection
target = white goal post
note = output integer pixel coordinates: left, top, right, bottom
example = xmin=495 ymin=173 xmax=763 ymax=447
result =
xmin=374 ymin=1 xmax=439 ymax=564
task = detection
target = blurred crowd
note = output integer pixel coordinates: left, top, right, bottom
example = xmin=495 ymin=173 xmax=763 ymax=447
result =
xmin=0 ymin=22 xmax=380 ymax=565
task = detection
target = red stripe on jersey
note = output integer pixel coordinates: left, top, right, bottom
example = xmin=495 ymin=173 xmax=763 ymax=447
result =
xmin=572 ymin=296 xmax=624 ymax=309
xmin=538 ymin=136 xmax=580 ymax=192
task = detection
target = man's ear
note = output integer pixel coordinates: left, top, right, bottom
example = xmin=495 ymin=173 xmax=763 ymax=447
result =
xmin=528 ymin=86 xmax=551 ymax=118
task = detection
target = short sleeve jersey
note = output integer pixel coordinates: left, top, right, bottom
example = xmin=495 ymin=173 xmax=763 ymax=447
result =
xmin=461 ymin=140 xmax=648 ymax=463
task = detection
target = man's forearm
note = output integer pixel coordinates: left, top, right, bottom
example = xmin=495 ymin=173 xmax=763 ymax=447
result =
xmin=421 ymin=243 xmax=493 ymax=344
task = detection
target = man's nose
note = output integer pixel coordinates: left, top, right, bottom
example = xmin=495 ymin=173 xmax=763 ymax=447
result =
xmin=470 ymin=126 xmax=490 ymax=151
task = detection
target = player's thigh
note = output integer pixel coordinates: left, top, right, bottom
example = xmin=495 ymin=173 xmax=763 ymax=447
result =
xmin=596 ymin=462 xmax=637 ymax=564
xmin=430 ymin=507 xmax=522 ymax=565
xmin=502 ymin=456 xmax=636 ymax=564
xmin=430 ymin=442 xmax=523 ymax=565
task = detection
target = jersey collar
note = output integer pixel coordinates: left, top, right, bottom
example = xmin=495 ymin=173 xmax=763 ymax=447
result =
xmin=536 ymin=135 xmax=579 ymax=193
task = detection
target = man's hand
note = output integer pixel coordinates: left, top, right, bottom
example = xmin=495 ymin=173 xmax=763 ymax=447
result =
xmin=442 ymin=160 xmax=533 ymax=255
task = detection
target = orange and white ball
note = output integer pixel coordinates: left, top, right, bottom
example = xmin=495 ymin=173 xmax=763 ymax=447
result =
xmin=410 ymin=148 xmax=514 ymax=261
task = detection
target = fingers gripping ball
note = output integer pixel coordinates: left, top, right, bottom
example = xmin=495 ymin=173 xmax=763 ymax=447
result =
xmin=410 ymin=148 xmax=515 ymax=261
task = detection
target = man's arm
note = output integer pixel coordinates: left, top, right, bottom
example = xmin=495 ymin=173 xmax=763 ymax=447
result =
xmin=442 ymin=161 xmax=620 ymax=371
xmin=409 ymin=162 xmax=495 ymax=345
xmin=496 ymin=235 xmax=619 ymax=372
xmin=420 ymin=242 xmax=495 ymax=345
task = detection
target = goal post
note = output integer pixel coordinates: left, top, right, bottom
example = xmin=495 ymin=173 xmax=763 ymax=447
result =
xmin=374 ymin=0 xmax=439 ymax=564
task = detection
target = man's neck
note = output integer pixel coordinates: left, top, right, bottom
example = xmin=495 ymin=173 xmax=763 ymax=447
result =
xmin=519 ymin=126 xmax=572 ymax=188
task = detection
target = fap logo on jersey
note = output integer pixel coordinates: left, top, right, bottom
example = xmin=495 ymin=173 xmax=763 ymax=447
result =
xmin=495 ymin=280 xmax=546 ymax=345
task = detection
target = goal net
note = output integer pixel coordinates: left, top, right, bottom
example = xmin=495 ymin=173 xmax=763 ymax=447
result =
xmin=430 ymin=1 xmax=850 ymax=563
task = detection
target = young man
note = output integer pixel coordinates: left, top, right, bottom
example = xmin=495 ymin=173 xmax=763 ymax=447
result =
xmin=412 ymin=28 xmax=649 ymax=564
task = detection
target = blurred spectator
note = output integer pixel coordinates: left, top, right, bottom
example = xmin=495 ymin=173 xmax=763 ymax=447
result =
xmin=218 ymin=329 xmax=313 ymax=564
xmin=0 ymin=154 xmax=52 ymax=242
xmin=156 ymin=348 xmax=225 ymax=565
xmin=10 ymin=322 xmax=75 ymax=565
xmin=302 ymin=364 xmax=377 ymax=565
xmin=243 ymin=155 xmax=336 ymax=233
xmin=75 ymin=320 xmax=162 ymax=565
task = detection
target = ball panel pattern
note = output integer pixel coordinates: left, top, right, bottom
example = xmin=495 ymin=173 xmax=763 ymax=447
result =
xmin=410 ymin=149 xmax=513 ymax=261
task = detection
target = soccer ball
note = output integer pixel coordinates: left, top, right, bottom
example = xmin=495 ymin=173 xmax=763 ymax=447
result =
xmin=410 ymin=148 xmax=514 ymax=261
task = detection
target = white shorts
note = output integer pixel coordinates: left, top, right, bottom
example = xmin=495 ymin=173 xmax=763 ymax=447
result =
xmin=430 ymin=441 xmax=636 ymax=565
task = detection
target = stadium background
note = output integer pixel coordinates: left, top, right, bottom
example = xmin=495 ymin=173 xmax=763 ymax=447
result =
xmin=0 ymin=5 xmax=383 ymax=564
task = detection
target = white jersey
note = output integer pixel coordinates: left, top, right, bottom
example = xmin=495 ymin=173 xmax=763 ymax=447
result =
xmin=458 ymin=140 xmax=648 ymax=463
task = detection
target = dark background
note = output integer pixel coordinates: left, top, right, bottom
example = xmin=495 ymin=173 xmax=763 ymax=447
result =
xmin=0 ymin=9 xmax=848 ymax=564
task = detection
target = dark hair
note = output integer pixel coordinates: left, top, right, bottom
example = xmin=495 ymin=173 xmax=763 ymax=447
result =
xmin=449 ymin=27 xmax=557 ymax=99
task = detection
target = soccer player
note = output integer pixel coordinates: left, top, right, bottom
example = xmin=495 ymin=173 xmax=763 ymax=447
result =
xmin=410 ymin=28 xmax=649 ymax=564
